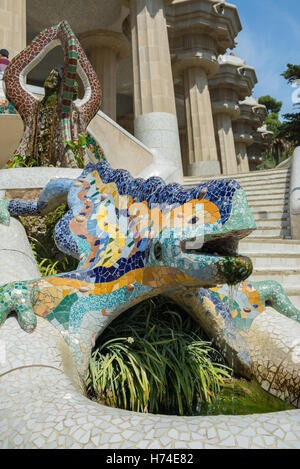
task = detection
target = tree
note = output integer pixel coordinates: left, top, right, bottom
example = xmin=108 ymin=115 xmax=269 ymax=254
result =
xmin=278 ymin=113 xmax=300 ymax=146
xmin=258 ymin=94 xmax=293 ymax=165
xmin=258 ymin=95 xmax=283 ymax=138
xmin=278 ymin=64 xmax=300 ymax=146
xmin=281 ymin=63 xmax=300 ymax=84
xmin=258 ymin=95 xmax=282 ymax=115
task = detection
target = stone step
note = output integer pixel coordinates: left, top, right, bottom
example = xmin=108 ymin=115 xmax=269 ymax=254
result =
xmin=248 ymin=205 xmax=288 ymax=214
xmin=248 ymin=204 xmax=288 ymax=213
xmin=184 ymin=167 xmax=289 ymax=180
xmin=183 ymin=169 xmax=290 ymax=186
xmin=243 ymin=182 xmax=289 ymax=191
xmin=250 ymin=209 xmax=288 ymax=219
xmin=246 ymin=193 xmax=288 ymax=202
xmin=236 ymin=175 xmax=290 ymax=185
xmin=255 ymin=218 xmax=289 ymax=228
xmin=249 ymin=268 xmax=300 ymax=286
xmin=248 ymin=206 xmax=288 ymax=215
xmin=245 ymin=183 xmax=289 ymax=191
xmin=248 ymin=228 xmax=289 ymax=238
xmin=240 ymin=238 xmax=300 ymax=254
xmin=238 ymin=180 xmax=289 ymax=190
xmin=247 ymin=198 xmax=288 ymax=205
xmin=183 ymin=181 xmax=289 ymax=192
xmin=243 ymin=188 xmax=289 ymax=197
xmin=245 ymin=253 xmax=300 ymax=269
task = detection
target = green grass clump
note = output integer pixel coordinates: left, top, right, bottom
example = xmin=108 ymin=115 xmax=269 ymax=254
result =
xmin=86 ymin=296 xmax=231 ymax=416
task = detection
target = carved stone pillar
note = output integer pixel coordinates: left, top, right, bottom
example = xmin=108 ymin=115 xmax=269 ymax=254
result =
xmin=118 ymin=0 xmax=183 ymax=183
xmin=233 ymin=97 xmax=268 ymax=174
xmin=0 ymin=0 xmax=26 ymax=59
xmin=248 ymin=126 xmax=273 ymax=171
xmin=183 ymin=65 xmax=219 ymax=176
xmin=214 ymin=111 xmax=238 ymax=175
xmin=235 ymin=141 xmax=250 ymax=173
xmin=209 ymin=55 xmax=257 ymax=175
xmin=131 ymin=0 xmax=176 ymax=116
xmin=79 ymin=30 xmax=129 ymax=120
xmin=168 ymin=0 xmax=241 ymax=177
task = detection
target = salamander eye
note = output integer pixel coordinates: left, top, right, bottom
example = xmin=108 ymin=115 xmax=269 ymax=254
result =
xmin=189 ymin=216 xmax=199 ymax=225
xmin=154 ymin=241 xmax=162 ymax=261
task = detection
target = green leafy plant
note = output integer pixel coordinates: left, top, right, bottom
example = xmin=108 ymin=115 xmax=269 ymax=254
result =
xmin=64 ymin=134 xmax=86 ymax=168
xmin=45 ymin=203 xmax=70 ymax=243
xmin=29 ymin=236 xmax=77 ymax=276
xmin=7 ymin=154 xmax=37 ymax=168
xmin=257 ymin=150 xmax=290 ymax=170
xmin=86 ymin=296 xmax=231 ymax=416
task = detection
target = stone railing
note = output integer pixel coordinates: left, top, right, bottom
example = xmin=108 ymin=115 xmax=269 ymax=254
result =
xmin=290 ymin=147 xmax=300 ymax=239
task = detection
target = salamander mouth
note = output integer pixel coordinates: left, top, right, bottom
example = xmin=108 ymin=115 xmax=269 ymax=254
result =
xmin=182 ymin=235 xmax=253 ymax=285
xmin=182 ymin=235 xmax=239 ymax=258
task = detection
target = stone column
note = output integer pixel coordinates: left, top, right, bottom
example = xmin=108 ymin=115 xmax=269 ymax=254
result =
xmin=233 ymin=97 xmax=268 ymax=174
xmin=118 ymin=0 xmax=183 ymax=183
xmin=168 ymin=0 xmax=241 ymax=177
xmin=248 ymin=126 xmax=273 ymax=171
xmin=209 ymin=55 xmax=257 ymax=175
xmin=214 ymin=111 xmax=238 ymax=175
xmin=0 ymin=0 xmax=26 ymax=59
xmin=79 ymin=30 xmax=129 ymax=121
xmin=89 ymin=47 xmax=117 ymax=120
xmin=126 ymin=0 xmax=176 ymax=117
xmin=233 ymin=119 xmax=253 ymax=174
xmin=235 ymin=141 xmax=250 ymax=173
xmin=183 ymin=65 xmax=219 ymax=176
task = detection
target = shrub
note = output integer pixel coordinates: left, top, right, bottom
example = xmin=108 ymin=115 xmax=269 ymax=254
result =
xmin=86 ymin=296 xmax=231 ymax=416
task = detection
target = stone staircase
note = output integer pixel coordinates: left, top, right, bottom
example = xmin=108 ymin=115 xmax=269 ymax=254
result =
xmin=183 ymin=167 xmax=300 ymax=309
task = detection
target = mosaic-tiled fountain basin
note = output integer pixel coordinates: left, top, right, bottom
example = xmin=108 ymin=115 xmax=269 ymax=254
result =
xmin=1 ymin=316 xmax=300 ymax=449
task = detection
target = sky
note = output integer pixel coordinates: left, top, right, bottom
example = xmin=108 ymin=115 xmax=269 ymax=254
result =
xmin=232 ymin=0 xmax=300 ymax=118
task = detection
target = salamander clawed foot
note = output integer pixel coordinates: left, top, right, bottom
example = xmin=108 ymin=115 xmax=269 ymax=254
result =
xmin=0 ymin=281 xmax=37 ymax=332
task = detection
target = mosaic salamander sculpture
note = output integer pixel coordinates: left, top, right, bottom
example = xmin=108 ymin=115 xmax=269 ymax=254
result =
xmin=0 ymin=161 xmax=299 ymax=405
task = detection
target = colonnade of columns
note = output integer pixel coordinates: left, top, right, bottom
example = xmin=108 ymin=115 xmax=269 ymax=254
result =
xmin=81 ymin=0 xmax=266 ymax=179
xmin=116 ymin=0 xmax=267 ymax=178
